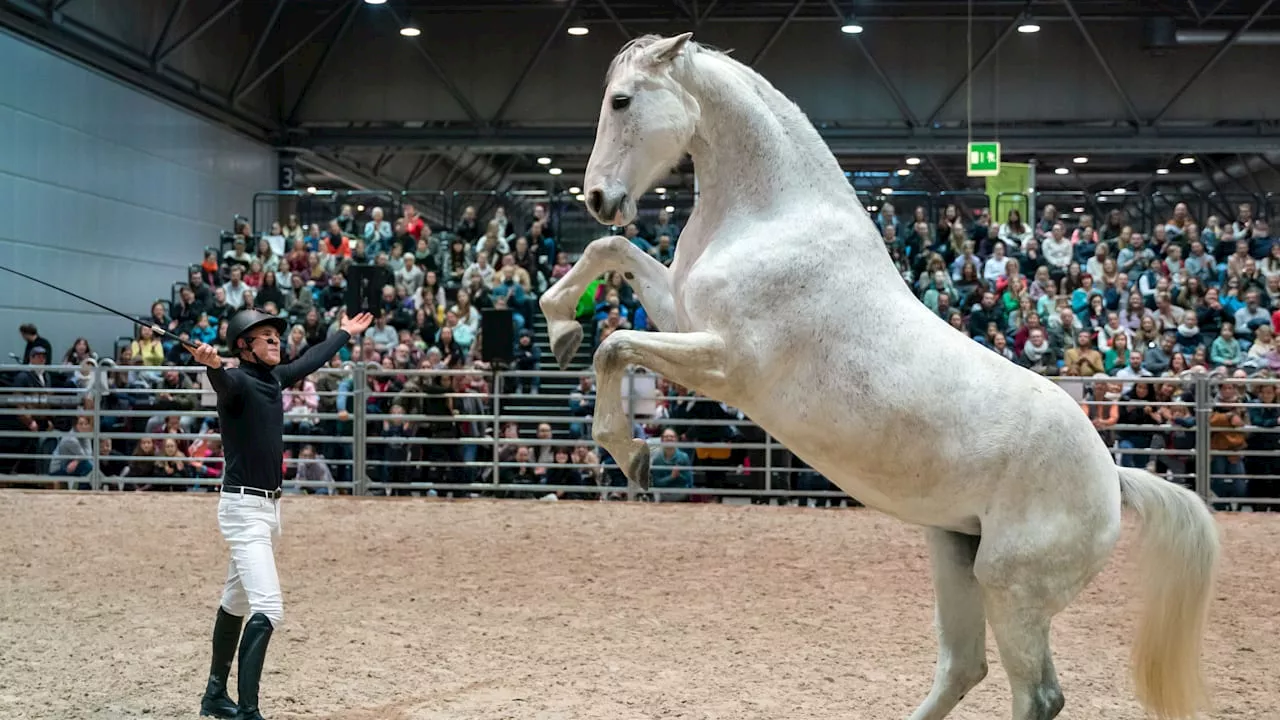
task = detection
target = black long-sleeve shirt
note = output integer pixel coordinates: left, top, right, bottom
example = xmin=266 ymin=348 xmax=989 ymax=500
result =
xmin=206 ymin=329 xmax=350 ymax=491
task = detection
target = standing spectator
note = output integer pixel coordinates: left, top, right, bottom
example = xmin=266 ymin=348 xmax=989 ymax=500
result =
xmin=19 ymin=323 xmax=52 ymax=364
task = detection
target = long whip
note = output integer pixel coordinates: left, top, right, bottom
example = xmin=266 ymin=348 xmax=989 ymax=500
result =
xmin=0 ymin=263 xmax=201 ymax=353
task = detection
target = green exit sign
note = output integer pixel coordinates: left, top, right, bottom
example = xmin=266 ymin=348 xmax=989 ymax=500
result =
xmin=967 ymin=141 xmax=1001 ymax=177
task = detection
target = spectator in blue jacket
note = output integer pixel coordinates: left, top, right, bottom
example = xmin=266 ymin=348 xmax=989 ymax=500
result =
xmin=650 ymin=427 xmax=693 ymax=502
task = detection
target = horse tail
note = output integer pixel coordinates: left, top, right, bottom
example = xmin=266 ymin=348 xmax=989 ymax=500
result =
xmin=1117 ymin=466 xmax=1220 ymax=719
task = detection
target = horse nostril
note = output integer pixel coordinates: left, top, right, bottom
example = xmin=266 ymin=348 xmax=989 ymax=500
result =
xmin=587 ymin=189 xmax=605 ymax=215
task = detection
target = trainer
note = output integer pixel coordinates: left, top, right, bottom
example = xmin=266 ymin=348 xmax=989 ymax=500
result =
xmin=194 ymin=305 xmax=371 ymax=720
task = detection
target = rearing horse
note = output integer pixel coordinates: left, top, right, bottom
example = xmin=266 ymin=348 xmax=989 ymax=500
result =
xmin=539 ymin=33 xmax=1219 ymax=720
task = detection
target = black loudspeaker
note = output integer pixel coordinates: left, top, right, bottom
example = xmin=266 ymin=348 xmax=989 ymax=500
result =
xmin=480 ymin=308 xmax=514 ymax=363
xmin=345 ymin=264 xmax=394 ymax=318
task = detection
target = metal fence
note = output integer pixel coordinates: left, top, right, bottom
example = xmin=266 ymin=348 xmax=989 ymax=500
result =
xmin=1 ymin=364 xmax=1275 ymax=509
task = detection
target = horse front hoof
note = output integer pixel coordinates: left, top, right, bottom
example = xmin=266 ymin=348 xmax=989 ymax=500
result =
xmin=551 ymin=322 xmax=584 ymax=370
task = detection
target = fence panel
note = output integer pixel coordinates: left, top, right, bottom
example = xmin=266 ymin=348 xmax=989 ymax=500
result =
xmin=6 ymin=363 xmax=1274 ymax=509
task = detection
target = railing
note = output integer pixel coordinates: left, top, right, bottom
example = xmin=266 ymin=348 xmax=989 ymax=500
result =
xmin=1 ymin=365 xmax=1274 ymax=509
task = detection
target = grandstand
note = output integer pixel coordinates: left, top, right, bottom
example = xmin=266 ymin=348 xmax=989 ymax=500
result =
xmin=2 ymin=189 xmax=1278 ymax=509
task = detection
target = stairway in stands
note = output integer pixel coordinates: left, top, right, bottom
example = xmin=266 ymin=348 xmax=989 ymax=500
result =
xmin=505 ymin=312 xmax=595 ymax=441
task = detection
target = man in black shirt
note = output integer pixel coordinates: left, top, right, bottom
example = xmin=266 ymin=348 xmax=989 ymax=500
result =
xmin=192 ymin=306 xmax=370 ymax=720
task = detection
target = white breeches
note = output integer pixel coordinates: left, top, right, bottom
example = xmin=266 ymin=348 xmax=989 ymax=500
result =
xmin=217 ymin=492 xmax=283 ymax=628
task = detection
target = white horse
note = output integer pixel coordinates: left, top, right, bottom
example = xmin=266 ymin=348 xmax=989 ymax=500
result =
xmin=539 ymin=32 xmax=1220 ymax=720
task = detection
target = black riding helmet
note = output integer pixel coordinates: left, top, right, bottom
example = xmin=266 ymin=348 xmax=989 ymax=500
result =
xmin=226 ymin=307 xmax=288 ymax=352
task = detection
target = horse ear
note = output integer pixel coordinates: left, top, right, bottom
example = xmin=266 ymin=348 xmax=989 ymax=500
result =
xmin=644 ymin=32 xmax=693 ymax=66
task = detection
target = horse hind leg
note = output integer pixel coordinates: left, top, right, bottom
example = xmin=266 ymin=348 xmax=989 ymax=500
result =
xmin=909 ymin=529 xmax=989 ymax=720
xmin=982 ymin=596 xmax=1064 ymax=720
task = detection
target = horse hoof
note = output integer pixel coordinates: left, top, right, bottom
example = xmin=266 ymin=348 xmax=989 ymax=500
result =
xmin=551 ymin=322 xmax=584 ymax=370
xmin=627 ymin=439 xmax=651 ymax=490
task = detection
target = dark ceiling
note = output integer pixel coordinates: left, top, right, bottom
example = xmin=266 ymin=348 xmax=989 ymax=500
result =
xmin=3 ymin=0 xmax=1279 ymax=200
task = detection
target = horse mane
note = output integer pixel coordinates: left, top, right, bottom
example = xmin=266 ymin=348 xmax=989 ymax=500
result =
xmin=605 ymin=34 xmax=737 ymax=85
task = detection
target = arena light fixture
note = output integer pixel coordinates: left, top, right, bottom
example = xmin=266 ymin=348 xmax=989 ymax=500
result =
xmin=665 ymin=205 xmax=676 ymax=213
xmin=567 ymin=23 xmax=589 ymax=36
xmin=1156 ymin=168 xmax=1170 ymax=175
xmin=896 ymin=169 xmax=911 ymax=176
xmin=654 ymin=186 xmax=667 ymax=194
xmin=1017 ymin=13 xmax=1040 ymax=33
xmin=357 ymin=204 xmax=365 ymax=212
xmin=399 ymin=25 xmax=421 ymax=37
xmin=1179 ymin=156 xmax=1195 ymax=165
xmin=840 ymin=15 xmax=864 ymax=34
xmin=1112 ymin=187 xmax=1127 ymax=194
xmin=1073 ymin=156 xmax=1088 ymax=164
xmin=1073 ymin=206 xmax=1085 ymax=213
xmin=537 ymin=156 xmax=552 ymax=165
xmin=881 ymin=187 xmax=894 ymax=194
xmin=549 ymin=167 xmax=563 ymax=175
xmin=306 ymin=186 xmax=318 ymax=194
xmin=1054 ymin=167 xmax=1069 ymax=175
xmin=905 ymin=156 xmax=921 ymax=166
xmin=363 ymin=0 xmax=386 ymax=4
xmin=569 ymin=186 xmax=581 ymax=194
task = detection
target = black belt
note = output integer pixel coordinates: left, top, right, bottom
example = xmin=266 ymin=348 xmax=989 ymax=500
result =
xmin=221 ymin=484 xmax=282 ymax=499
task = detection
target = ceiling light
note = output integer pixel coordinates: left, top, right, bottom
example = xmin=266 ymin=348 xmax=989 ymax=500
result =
xmin=569 ymin=186 xmax=581 ymax=194
xmin=1017 ymin=13 xmax=1040 ymax=33
xmin=1073 ymin=206 xmax=1085 ymax=213
xmin=840 ymin=21 xmax=864 ymax=34
xmin=537 ymin=156 xmax=552 ymax=165
xmin=868 ymin=205 xmax=879 ymax=212
xmin=1156 ymin=168 xmax=1170 ymax=175
xmin=575 ymin=194 xmax=586 ymax=202
xmin=654 ymin=187 xmax=667 ymax=194
xmin=1112 ymin=187 xmax=1127 ymax=195
xmin=357 ymin=204 xmax=365 ymax=212
xmin=399 ymin=25 xmax=421 ymax=37
xmin=1179 ymin=156 xmax=1195 ymax=165
xmin=896 ymin=169 xmax=911 ymax=176
xmin=905 ymin=156 xmax=921 ymax=166
xmin=567 ymin=24 xmax=589 ymax=36
xmin=1054 ymin=167 xmax=1069 ymax=175
xmin=363 ymin=0 xmax=386 ymax=4
xmin=306 ymin=186 xmax=317 ymax=194
xmin=549 ymin=167 xmax=563 ymax=175
xmin=881 ymin=187 xmax=894 ymax=194
xmin=1073 ymin=156 xmax=1088 ymax=164
xmin=664 ymin=205 xmax=676 ymax=213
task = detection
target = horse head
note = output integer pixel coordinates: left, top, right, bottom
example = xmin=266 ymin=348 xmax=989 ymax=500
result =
xmin=584 ymin=32 xmax=700 ymax=227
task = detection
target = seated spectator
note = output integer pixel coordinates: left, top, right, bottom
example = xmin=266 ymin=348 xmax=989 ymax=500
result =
xmin=131 ymin=326 xmax=165 ymax=367
xmin=397 ymin=253 xmax=425 ymax=295
xmin=292 ymin=444 xmax=335 ymax=494
xmin=1142 ymin=332 xmax=1176 ymax=374
xmin=1234 ymin=289 xmax=1270 ymax=339
xmin=1210 ymin=322 xmax=1242 ymax=368
xmin=50 ymin=415 xmax=94 ymax=486
xmin=367 ymin=311 xmax=399 ymax=355
xmin=1064 ymin=330 xmax=1105 ymax=376
xmin=1016 ymin=327 xmax=1059 ymax=375
xmin=1042 ymin=222 xmax=1073 ymax=278
xmin=221 ymin=266 xmax=250 ymax=309
xmin=223 ymin=236 xmax=252 ymax=266
xmin=650 ymin=427 xmax=693 ymax=502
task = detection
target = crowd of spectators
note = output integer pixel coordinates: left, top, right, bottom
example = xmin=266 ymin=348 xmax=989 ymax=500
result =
xmin=4 ymin=194 xmax=1279 ymax=507
xmin=887 ymin=199 xmax=1278 ymax=507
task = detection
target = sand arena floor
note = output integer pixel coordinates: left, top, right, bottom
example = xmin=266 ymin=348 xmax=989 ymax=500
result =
xmin=0 ymin=491 xmax=1277 ymax=720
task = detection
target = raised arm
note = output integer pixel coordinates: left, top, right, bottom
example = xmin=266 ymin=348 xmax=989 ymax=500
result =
xmin=272 ymin=311 xmax=372 ymax=388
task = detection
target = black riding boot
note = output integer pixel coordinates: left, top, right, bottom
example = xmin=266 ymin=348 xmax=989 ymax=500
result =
xmin=234 ymin=613 xmax=275 ymax=720
xmin=199 ymin=607 xmax=243 ymax=718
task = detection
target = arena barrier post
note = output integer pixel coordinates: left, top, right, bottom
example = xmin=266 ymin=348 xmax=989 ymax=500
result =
xmin=352 ymin=362 xmax=368 ymax=496
xmin=1194 ymin=372 xmax=1212 ymax=505
xmin=89 ymin=367 xmax=102 ymax=492
xmin=491 ymin=368 xmax=502 ymax=490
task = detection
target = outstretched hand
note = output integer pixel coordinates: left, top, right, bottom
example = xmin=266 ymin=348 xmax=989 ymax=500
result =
xmin=192 ymin=343 xmax=222 ymax=369
xmin=340 ymin=310 xmax=374 ymax=336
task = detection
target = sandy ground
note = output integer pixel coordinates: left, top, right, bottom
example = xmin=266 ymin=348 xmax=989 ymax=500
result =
xmin=0 ymin=492 xmax=1276 ymax=720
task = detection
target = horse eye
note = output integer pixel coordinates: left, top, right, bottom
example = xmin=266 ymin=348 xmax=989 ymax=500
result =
xmin=611 ymin=95 xmax=631 ymax=111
